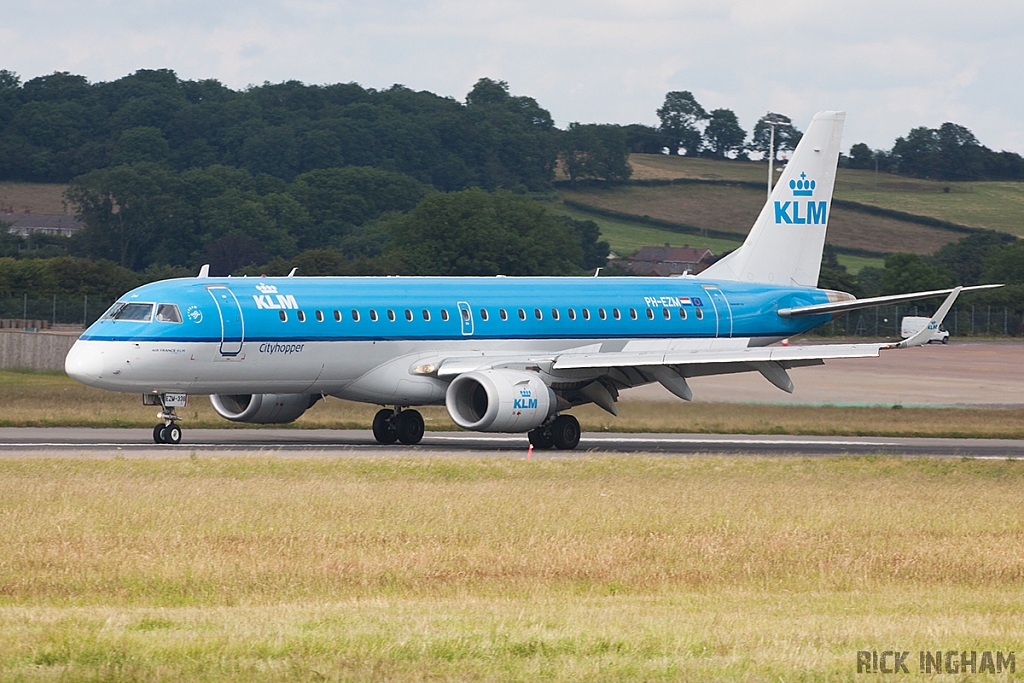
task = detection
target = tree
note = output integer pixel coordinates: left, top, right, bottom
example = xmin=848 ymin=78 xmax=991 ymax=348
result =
xmin=67 ymin=163 xmax=185 ymax=269
xmin=879 ymin=253 xmax=953 ymax=295
xmin=750 ymin=113 xmax=802 ymax=159
xmin=620 ymin=124 xmax=665 ymax=154
xmin=703 ymin=108 xmax=746 ymax=159
xmin=847 ymin=143 xmax=875 ymax=170
xmin=656 ymin=91 xmax=706 ymax=156
xmin=981 ymin=240 xmax=1024 ymax=286
xmin=933 ymin=231 xmax=1014 ymax=286
xmin=559 ymin=123 xmax=632 ymax=181
xmin=382 ymin=189 xmax=586 ymax=276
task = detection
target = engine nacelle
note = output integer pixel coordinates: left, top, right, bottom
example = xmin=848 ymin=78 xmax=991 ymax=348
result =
xmin=445 ymin=370 xmax=555 ymax=432
xmin=210 ymin=393 xmax=318 ymax=424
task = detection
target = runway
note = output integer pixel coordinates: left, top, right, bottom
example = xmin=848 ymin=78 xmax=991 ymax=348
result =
xmin=0 ymin=428 xmax=1022 ymax=458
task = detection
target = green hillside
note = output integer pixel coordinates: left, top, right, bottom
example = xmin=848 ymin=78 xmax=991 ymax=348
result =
xmin=630 ymin=154 xmax=1024 ymax=235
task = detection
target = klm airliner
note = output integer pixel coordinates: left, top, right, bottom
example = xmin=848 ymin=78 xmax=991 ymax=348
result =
xmin=64 ymin=112 xmax=996 ymax=448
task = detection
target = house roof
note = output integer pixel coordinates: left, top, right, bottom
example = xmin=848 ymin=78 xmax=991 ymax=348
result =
xmin=629 ymin=244 xmax=713 ymax=264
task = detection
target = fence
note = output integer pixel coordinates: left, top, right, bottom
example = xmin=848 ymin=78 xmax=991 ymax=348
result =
xmin=0 ymin=296 xmax=115 ymax=329
xmin=809 ymin=305 xmax=1024 ymax=338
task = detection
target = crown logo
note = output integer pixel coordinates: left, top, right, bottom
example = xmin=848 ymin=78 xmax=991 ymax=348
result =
xmin=790 ymin=172 xmax=815 ymax=197
xmin=256 ymin=283 xmax=278 ymax=294
xmin=520 ymin=388 xmax=532 ymax=397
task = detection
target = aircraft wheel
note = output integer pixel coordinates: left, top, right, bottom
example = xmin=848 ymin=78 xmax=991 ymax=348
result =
xmin=528 ymin=427 xmax=554 ymax=449
xmin=372 ymin=409 xmax=398 ymax=444
xmin=153 ymin=424 xmax=167 ymax=444
xmin=164 ymin=423 xmax=182 ymax=445
xmin=550 ymin=415 xmax=581 ymax=450
xmin=395 ymin=410 xmax=425 ymax=445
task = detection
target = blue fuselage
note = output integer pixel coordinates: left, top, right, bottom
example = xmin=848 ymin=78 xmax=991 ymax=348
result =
xmin=66 ymin=276 xmax=834 ymax=399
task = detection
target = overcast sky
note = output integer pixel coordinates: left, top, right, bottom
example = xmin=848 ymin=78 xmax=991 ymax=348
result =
xmin=4 ymin=1 xmax=1023 ymax=154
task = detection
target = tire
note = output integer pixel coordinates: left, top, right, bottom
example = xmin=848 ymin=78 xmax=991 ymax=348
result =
xmin=942 ymin=337 xmax=949 ymax=344
xmin=550 ymin=415 xmax=581 ymax=450
xmin=372 ymin=409 xmax=398 ymax=444
xmin=395 ymin=410 xmax=425 ymax=445
xmin=164 ymin=423 xmax=182 ymax=445
xmin=153 ymin=424 xmax=167 ymax=444
xmin=528 ymin=427 xmax=554 ymax=449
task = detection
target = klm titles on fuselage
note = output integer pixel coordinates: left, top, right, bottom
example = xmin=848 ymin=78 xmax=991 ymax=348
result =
xmin=252 ymin=283 xmax=298 ymax=310
xmin=775 ymin=172 xmax=827 ymax=225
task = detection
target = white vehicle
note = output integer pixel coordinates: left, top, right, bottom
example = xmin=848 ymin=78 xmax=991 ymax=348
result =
xmin=901 ymin=316 xmax=949 ymax=344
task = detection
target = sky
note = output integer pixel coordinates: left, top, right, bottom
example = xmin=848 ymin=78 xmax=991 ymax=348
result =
xmin=3 ymin=0 xmax=1023 ymax=154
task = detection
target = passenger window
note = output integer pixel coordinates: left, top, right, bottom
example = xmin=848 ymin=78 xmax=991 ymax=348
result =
xmin=334 ymin=310 xmax=342 ymax=322
xmin=480 ymin=309 xmax=489 ymax=321
xmin=422 ymin=309 xmax=431 ymax=321
xmin=387 ymin=309 xmax=396 ymax=322
xmin=568 ymin=308 xmax=576 ymax=320
xmin=551 ymin=309 xmax=559 ymax=321
xmin=518 ymin=308 xmax=526 ymax=320
xmin=461 ymin=308 xmax=470 ymax=321
xmin=663 ymin=308 xmax=671 ymax=320
xmin=630 ymin=308 xmax=638 ymax=320
xmin=500 ymin=309 xmax=508 ymax=321
xmin=599 ymin=308 xmax=607 ymax=320
xmin=582 ymin=308 xmax=590 ymax=320
xmin=612 ymin=308 xmax=621 ymax=320
xmin=370 ymin=310 xmax=378 ymax=322
xmin=679 ymin=308 xmax=687 ymax=320
xmin=297 ymin=310 xmax=306 ymax=322
xmin=156 ymin=304 xmax=182 ymax=323
xmin=279 ymin=310 xmax=287 ymax=322
xmin=696 ymin=308 xmax=704 ymax=320
xmin=647 ymin=308 xmax=654 ymax=320
xmin=441 ymin=309 xmax=449 ymax=321
xmin=534 ymin=308 xmax=543 ymax=320
xmin=316 ymin=310 xmax=324 ymax=322
xmin=351 ymin=310 xmax=360 ymax=322
xmin=405 ymin=309 xmax=413 ymax=321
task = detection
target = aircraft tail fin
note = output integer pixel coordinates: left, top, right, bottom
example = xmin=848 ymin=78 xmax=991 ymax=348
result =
xmin=699 ymin=110 xmax=845 ymax=288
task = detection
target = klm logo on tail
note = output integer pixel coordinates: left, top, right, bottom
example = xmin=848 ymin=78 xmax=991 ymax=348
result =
xmin=775 ymin=172 xmax=827 ymax=225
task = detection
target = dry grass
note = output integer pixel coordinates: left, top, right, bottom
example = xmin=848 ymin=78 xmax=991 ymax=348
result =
xmin=560 ymin=183 xmax=963 ymax=255
xmin=0 ymin=456 xmax=1021 ymax=680
xmin=0 ymin=182 xmax=71 ymax=215
xmin=6 ymin=370 xmax=1024 ymax=438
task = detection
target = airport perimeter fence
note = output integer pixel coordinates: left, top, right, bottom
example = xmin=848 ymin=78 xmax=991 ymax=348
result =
xmin=0 ymin=295 xmax=115 ymax=330
xmin=810 ymin=304 xmax=1024 ymax=339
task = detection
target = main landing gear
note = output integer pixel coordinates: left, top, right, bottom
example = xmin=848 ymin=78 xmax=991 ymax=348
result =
xmin=528 ymin=414 xmax=581 ymax=451
xmin=372 ymin=407 xmax=425 ymax=445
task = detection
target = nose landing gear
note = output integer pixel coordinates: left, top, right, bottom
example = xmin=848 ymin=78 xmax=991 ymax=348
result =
xmin=145 ymin=393 xmax=186 ymax=444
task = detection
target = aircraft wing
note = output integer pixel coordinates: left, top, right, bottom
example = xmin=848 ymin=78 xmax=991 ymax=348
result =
xmin=430 ymin=287 xmax=964 ymax=407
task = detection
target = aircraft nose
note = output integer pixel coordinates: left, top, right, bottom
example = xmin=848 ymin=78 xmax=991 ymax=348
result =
xmin=65 ymin=340 xmax=105 ymax=384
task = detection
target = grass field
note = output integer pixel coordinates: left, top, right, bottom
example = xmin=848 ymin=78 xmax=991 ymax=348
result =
xmin=629 ymin=154 xmax=1024 ymax=236
xmin=5 ymin=370 xmax=1024 ymax=439
xmin=559 ymin=183 xmax=962 ymax=255
xmin=0 ymin=455 xmax=1021 ymax=681
xmin=0 ymin=182 xmax=70 ymax=215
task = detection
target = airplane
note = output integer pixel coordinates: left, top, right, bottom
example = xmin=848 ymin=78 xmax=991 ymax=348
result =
xmin=64 ymin=111 xmax=999 ymax=448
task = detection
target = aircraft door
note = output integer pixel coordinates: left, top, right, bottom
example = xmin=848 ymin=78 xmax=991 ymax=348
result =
xmin=701 ymin=286 xmax=733 ymax=338
xmin=207 ymin=286 xmax=244 ymax=355
xmin=457 ymin=301 xmax=474 ymax=336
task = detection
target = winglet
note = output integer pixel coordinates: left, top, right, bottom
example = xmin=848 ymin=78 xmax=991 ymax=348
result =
xmin=287 ymin=267 xmax=297 ymax=278
xmin=197 ymin=264 xmax=210 ymax=278
xmin=889 ymin=286 xmax=961 ymax=349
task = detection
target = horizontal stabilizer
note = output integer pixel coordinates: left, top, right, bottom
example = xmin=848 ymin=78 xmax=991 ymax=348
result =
xmin=778 ymin=284 xmax=1002 ymax=318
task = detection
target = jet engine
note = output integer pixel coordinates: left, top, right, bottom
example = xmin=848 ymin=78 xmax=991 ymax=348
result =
xmin=445 ymin=370 xmax=555 ymax=432
xmin=210 ymin=393 xmax=319 ymax=424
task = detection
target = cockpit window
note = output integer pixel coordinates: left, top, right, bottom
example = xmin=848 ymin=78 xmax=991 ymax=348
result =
xmin=102 ymin=302 xmax=154 ymax=322
xmin=156 ymin=304 xmax=182 ymax=323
